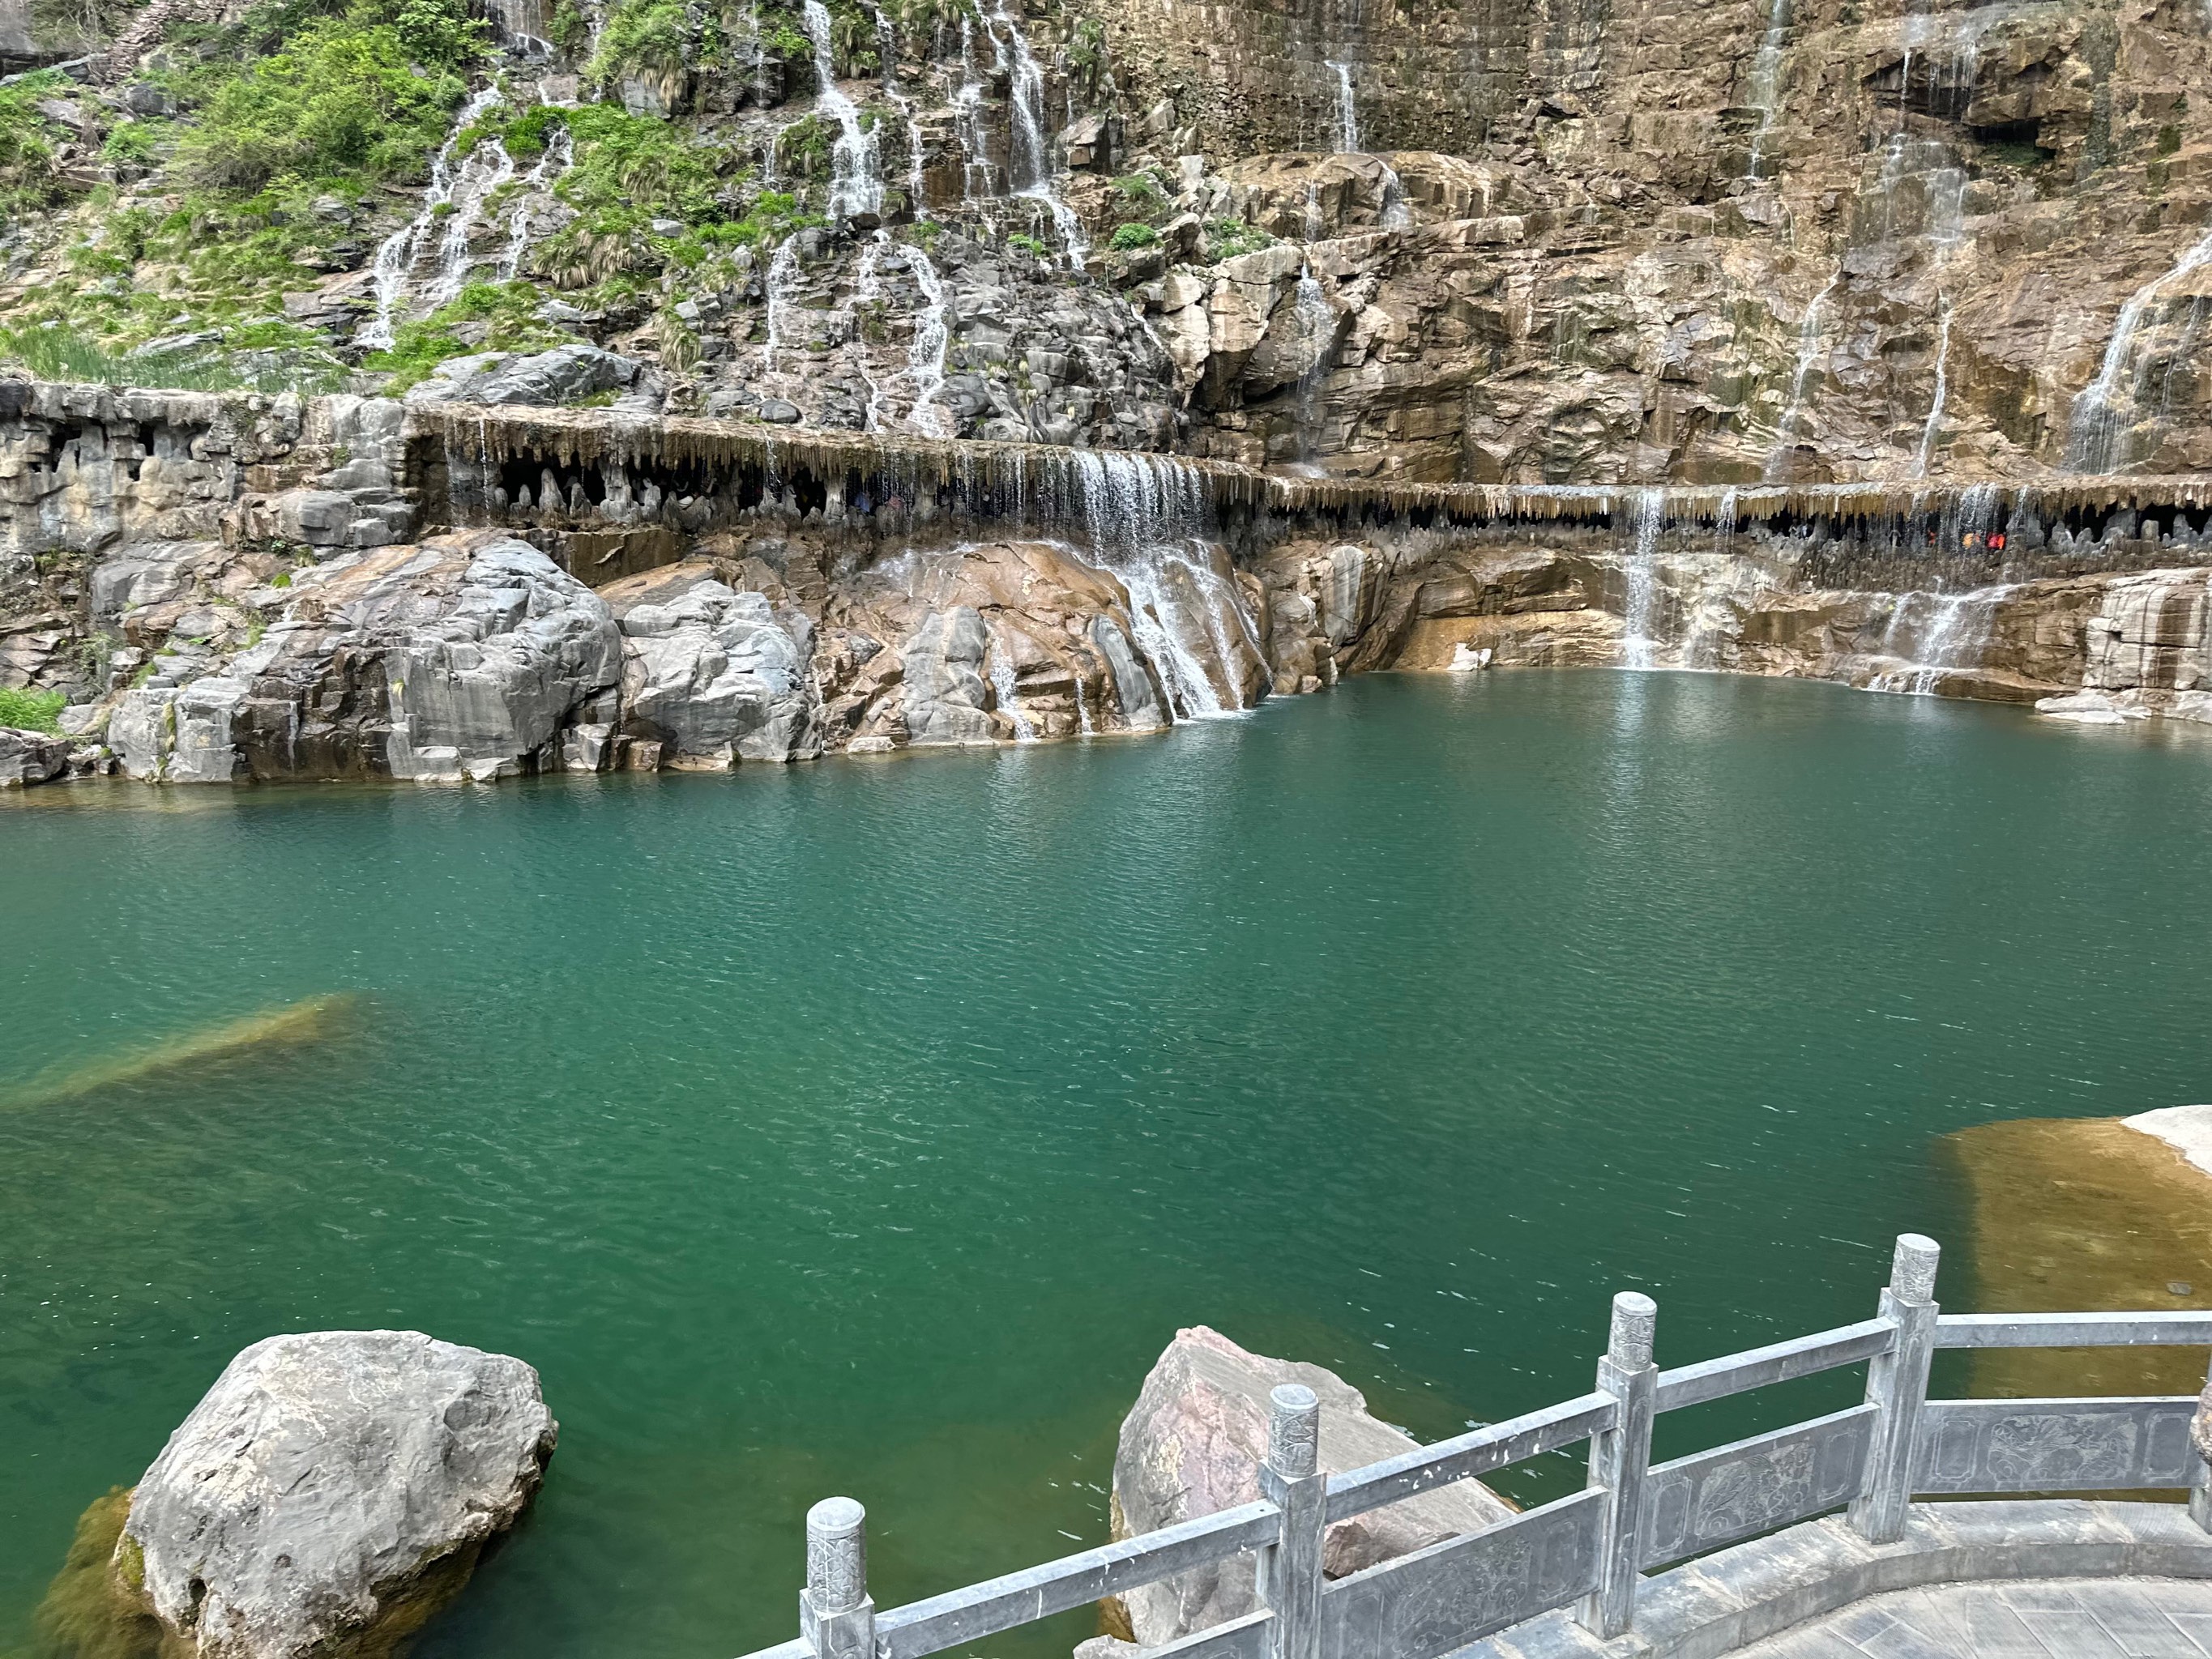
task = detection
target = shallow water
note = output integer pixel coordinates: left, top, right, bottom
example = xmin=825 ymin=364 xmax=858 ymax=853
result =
xmin=6 ymin=672 xmax=2212 ymax=1659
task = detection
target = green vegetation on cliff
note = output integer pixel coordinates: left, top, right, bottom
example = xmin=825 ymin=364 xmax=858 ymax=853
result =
xmin=0 ymin=687 xmax=69 ymax=732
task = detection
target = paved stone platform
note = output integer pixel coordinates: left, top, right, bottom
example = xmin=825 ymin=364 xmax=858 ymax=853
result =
xmin=1734 ymin=1578 xmax=2212 ymax=1657
xmin=1460 ymin=1502 xmax=2212 ymax=1658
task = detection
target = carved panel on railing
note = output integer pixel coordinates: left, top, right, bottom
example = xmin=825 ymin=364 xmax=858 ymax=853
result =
xmin=1912 ymin=1397 xmax=2200 ymax=1493
xmin=1638 ymin=1404 xmax=1876 ymax=1569
xmin=1314 ymin=1489 xmax=1603 ymax=1659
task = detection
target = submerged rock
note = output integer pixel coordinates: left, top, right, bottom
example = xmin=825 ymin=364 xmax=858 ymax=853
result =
xmin=1107 ymin=1325 xmax=1514 ymax=1647
xmin=58 ymin=1331 xmax=560 ymax=1659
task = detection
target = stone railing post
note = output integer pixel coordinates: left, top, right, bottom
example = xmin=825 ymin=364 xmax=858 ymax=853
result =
xmin=801 ymin=1497 xmax=877 ymax=1659
xmin=1578 ymin=1291 xmax=1657 ymax=1640
xmin=2189 ymin=1352 xmax=2212 ymax=1533
xmin=1258 ymin=1383 xmax=1326 ymax=1659
xmin=1850 ymin=1233 xmax=1941 ymax=1545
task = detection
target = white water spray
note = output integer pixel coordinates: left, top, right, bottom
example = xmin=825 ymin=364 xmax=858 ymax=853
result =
xmin=804 ymin=0 xmax=884 ymax=220
xmin=1763 ymin=267 xmax=1841 ymax=480
xmin=1742 ymin=0 xmax=1792 ymax=178
xmin=363 ymin=85 xmax=502 ymax=348
xmin=499 ymin=127 xmax=572 ymax=280
xmin=991 ymin=2 xmax=1087 ymax=268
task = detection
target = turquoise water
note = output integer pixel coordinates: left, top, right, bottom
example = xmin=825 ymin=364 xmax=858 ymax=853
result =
xmin=6 ymin=671 xmax=2212 ymax=1659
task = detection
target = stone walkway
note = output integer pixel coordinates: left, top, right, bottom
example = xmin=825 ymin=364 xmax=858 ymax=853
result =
xmin=1736 ymin=1578 xmax=2212 ymax=1658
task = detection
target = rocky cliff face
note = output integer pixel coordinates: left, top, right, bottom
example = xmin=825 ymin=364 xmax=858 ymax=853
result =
xmin=0 ymin=0 xmax=2207 ymax=782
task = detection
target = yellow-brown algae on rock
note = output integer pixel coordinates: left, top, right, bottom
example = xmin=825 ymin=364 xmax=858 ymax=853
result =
xmin=1942 ymin=1109 xmax=2212 ymax=1400
xmin=0 ymin=993 xmax=359 ymax=1111
xmin=29 ymin=1486 xmax=164 ymax=1659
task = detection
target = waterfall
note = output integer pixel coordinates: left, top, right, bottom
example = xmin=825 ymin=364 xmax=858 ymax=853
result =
xmin=429 ymin=131 xmax=517 ymax=303
xmin=500 ymin=127 xmax=572 ymax=280
xmin=1680 ymin=488 xmax=1741 ymax=671
xmin=804 ymin=0 xmax=883 ymax=220
xmin=1327 ymin=60 xmax=1359 ymax=151
xmin=954 ymin=16 xmax=994 ymax=201
xmin=1291 ymin=271 xmax=1334 ymax=462
xmin=762 ymin=234 xmax=803 ymax=372
xmin=1377 ymin=160 xmax=1411 ymax=230
xmin=1064 ymin=450 xmax=1263 ymax=719
xmin=1763 ymin=267 xmax=1842 ymax=480
xmin=988 ymin=635 xmax=1037 ymax=740
xmin=870 ymin=1 xmax=929 ymax=214
xmin=1914 ymin=297 xmax=1953 ymax=478
xmin=1742 ymin=0 xmax=1792 ymax=179
xmin=2065 ymin=227 xmax=2212 ymax=472
xmin=854 ymin=235 xmax=891 ymax=431
xmin=1875 ymin=584 xmax=2013 ymax=694
xmin=990 ymin=2 xmax=1087 ymax=268
xmin=1621 ymin=488 xmax=1667 ymax=668
xmin=362 ymin=85 xmax=503 ymax=349
xmin=905 ymin=241 xmax=952 ymax=435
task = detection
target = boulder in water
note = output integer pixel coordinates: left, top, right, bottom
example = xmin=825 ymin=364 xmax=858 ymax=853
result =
xmin=1107 ymin=1326 xmax=1514 ymax=1647
xmin=602 ymin=565 xmax=823 ymax=765
xmin=76 ymin=1330 xmax=557 ymax=1659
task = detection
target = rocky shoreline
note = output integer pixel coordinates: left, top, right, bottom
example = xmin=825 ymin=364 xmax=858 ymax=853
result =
xmin=4 ymin=377 xmax=2212 ymax=790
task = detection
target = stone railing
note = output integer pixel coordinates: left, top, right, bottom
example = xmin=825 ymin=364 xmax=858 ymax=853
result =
xmin=739 ymin=1234 xmax=2212 ymax=1659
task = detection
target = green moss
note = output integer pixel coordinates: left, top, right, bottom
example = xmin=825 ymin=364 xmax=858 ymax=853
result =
xmin=1006 ymin=232 xmax=1047 ymax=254
xmin=2157 ymin=123 xmax=2183 ymax=156
xmin=0 ymin=686 xmax=67 ymax=731
xmin=363 ymin=278 xmax=574 ymax=392
xmin=30 ymin=1486 xmax=163 ymax=1659
xmin=1205 ymin=217 xmax=1274 ymax=260
xmin=0 ymin=70 xmax=75 ymax=215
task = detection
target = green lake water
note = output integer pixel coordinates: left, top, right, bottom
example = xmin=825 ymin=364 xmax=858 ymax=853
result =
xmin=6 ymin=670 xmax=2212 ymax=1659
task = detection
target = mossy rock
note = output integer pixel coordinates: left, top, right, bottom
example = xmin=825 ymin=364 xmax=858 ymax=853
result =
xmin=31 ymin=1488 xmax=164 ymax=1659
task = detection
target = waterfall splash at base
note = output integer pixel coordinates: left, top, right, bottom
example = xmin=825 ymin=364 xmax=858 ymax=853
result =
xmin=1873 ymin=583 xmax=2014 ymax=694
xmin=1622 ymin=488 xmax=1666 ymax=668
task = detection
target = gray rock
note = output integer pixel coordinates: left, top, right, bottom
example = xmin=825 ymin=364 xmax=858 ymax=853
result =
xmin=0 ymin=724 xmax=68 ymax=786
xmin=758 ymin=399 xmax=802 ymax=424
xmin=1111 ymin=1325 xmax=1515 ymax=1646
xmin=617 ymin=577 xmax=822 ymax=765
xmin=404 ymin=345 xmax=664 ymax=412
xmin=122 ymin=1330 xmax=557 ymax=1659
xmin=899 ymin=607 xmax=997 ymax=745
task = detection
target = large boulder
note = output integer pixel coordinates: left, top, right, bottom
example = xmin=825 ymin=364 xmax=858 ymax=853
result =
xmin=1109 ymin=1326 xmax=1515 ymax=1647
xmin=114 ymin=1330 xmax=556 ymax=1659
xmin=110 ymin=532 xmax=623 ymax=783
xmin=0 ymin=723 xmax=67 ymax=786
xmin=404 ymin=346 xmax=664 ymax=413
xmin=601 ymin=565 xmax=822 ymax=766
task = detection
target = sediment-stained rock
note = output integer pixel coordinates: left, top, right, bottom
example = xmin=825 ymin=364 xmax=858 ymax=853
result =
xmin=106 ymin=1330 xmax=556 ymax=1659
xmin=1109 ymin=1325 xmax=1514 ymax=1647
xmin=0 ymin=723 xmax=67 ymax=785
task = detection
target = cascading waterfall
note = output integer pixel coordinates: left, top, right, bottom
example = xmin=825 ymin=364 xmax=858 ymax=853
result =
xmin=429 ymin=129 xmax=516 ymax=303
xmin=803 ymin=0 xmax=884 ymax=220
xmin=2065 ymin=227 xmax=2212 ymax=472
xmin=1874 ymin=584 xmax=2013 ymax=694
xmin=762 ymin=234 xmax=803 ymax=371
xmin=1328 ymin=61 xmax=1359 ymax=151
xmin=954 ymin=17 xmax=995 ymax=202
xmin=853 ymin=236 xmax=892 ymax=431
xmin=990 ymin=2 xmax=1087 ymax=268
xmin=1742 ymin=0 xmax=1792 ymax=179
xmin=499 ymin=128 xmax=572 ymax=280
xmin=363 ymin=85 xmax=503 ymax=348
xmin=904 ymin=243 xmax=951 ymax=434
xmin=1069 ymin=450 xmax=1262 ymax=719
xmin=1290 ymin=270 xmax=1334 ymax=464
xmin=987 ymin=637 xmax=1037 ymax=739
xmin=1914 ymin=297 xmax=1953 ymax=477
xmin=1763 ymin=267 xmax=1842 ymax=480
xmin=1621 ymin=488 xmax=1667 ymax=668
